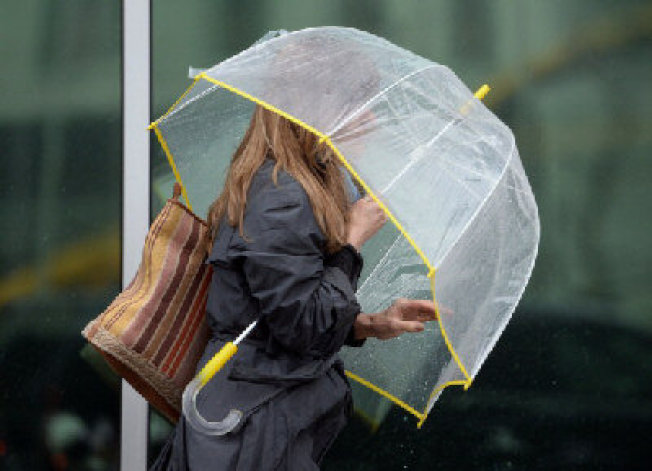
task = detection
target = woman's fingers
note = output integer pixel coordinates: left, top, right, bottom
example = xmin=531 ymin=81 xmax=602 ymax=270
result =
xmin=399 ymin=320 xmax=425 ymax=333
xmin=376 ymin=319 xmax=424 ymax=339
xmin=395 ymin=299 xmax=438 ymax=321
xmin=374 ymin=299 xmax=440 ymax=341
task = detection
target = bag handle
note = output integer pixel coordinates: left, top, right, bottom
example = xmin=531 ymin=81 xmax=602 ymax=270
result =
xmin=172 ymin=182 xmax=182 ymax=200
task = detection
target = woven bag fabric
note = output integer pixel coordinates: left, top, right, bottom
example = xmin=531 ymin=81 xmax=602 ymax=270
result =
xmin=82 ymin=196 xmax=212 ymax=422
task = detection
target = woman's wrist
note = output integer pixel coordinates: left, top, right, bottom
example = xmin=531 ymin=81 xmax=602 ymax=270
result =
xmin=353 ymin=313 xmax=374 ymax=340
xmin=346 ymin=232 xmax=364 ymax=251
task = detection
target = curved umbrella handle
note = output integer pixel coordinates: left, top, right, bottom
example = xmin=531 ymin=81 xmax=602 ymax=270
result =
xmin=181 ymin=321 xmax=259 ymax=435
xmin=182 ymin=376 xmax=242 ymax=436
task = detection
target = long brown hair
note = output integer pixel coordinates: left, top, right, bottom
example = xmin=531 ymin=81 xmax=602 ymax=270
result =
xmin=207 ymin=105 xmax=350 ymax=253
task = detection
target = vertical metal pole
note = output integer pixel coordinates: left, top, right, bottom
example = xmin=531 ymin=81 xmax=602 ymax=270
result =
xmin=122 ymin=0 xmax=150 ymax=469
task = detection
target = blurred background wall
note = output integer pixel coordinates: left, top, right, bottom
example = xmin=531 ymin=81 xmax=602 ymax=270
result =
xmin=0 ymin=1 xmax=122 ymax=470
xmin=1 ymin=1 xmax=651 ymax=470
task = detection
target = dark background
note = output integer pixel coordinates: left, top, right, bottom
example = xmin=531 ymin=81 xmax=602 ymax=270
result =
xmin=1 ymin=1 xmax=651 ymax=469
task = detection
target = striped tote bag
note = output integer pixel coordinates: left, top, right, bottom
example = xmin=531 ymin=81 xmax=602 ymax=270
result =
xmin=82 ymin=184 xmax=212 ymax=422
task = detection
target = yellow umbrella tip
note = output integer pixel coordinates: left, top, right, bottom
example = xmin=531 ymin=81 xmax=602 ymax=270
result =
xmin=474 ymin=84 xmax=491 ymax=100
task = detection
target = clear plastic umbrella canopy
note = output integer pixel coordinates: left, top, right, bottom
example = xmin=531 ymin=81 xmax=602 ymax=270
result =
xmin=150 ymin=27 xmax=540 ymax=428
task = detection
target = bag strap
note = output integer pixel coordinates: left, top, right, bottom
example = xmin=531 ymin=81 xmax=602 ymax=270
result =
xmin=172 ymin=182 xmax=182 ymax=200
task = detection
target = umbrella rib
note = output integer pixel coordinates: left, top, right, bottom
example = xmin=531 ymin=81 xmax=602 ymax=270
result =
xmin=148 ymin=75 xmax=204 ymax=129
xmin=438 ymin=153 xmax=530 ymax=195
xmin=344 ymin=370 xmax=425 ymax=421
xmin=380 ymin=83 xmax=494 ymax=197
xmin=434 ymin=135 xmax=517 ymax=269
xmin=151 ymin=82 xmax=221 ymax=127
xmin=429 ymin=272 xmax=471 ymax=380
xmin=323 ymin=64 xmax=440 ymax=140
xmin=197 ymin=74 xmax=327 ymax=141
xmin=356 ymin=233 xmax=404 ymax=295
xmin=380 ymin=118 xmax=459 ymax=195
xmin=151 ymin=125 xmax=193 ymax=210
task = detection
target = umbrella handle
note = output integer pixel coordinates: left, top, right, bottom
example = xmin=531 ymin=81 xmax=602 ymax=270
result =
xmin=181 ymin=342 xmax=242 ymax=436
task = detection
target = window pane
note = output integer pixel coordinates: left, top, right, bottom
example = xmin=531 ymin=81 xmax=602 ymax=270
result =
xmin=0 ymin=1 xmax=121 ymax=470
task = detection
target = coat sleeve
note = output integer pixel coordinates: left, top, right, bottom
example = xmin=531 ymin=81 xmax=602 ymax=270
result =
xmin=230 ymin=176 xmax=362 ymax=357
xmin=324 ymin=244 xmax=366 ymax=347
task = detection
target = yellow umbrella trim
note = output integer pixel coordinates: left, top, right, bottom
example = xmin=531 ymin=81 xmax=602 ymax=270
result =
xmin=149 ymin=73 xmax=490 ymax=428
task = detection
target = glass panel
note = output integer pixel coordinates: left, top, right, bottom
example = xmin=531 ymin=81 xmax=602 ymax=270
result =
xmin=0 ymin=2 xmax=121 ymax=470
xmin=150 ymin=0 xmax=652 ymax=469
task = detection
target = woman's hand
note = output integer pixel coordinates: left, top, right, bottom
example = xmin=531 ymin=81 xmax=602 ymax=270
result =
xmin=353 ymin=299 xmax=438 ymax=340
xmin=347 ymin=196 xmax=387 ymax=250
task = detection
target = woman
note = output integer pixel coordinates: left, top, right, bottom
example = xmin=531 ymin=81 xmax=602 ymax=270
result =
xmin=151 ymin=105 xmax=437 ymax=470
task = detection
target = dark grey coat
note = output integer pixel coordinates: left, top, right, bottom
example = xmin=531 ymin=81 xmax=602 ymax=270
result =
xmin=150 ymin=160 xmax=364 ymax=470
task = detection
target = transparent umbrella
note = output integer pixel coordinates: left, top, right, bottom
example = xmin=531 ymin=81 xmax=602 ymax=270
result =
xmin=149 ymin=27 xmax=540 ymax=433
